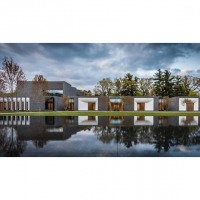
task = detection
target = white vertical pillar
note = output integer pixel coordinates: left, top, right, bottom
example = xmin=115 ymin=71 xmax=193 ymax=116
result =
xmin=8 ymin=116 xmax=12 ymax=125
xmin=19 ymin=116 xmax=22 ymax=125
xmin=28 ymin=98 xmax=30 ymax=110
xmin=14 ymin=98 xmax=16 ymax=110
xmin=13 ymin=116 xmax=16 ymax=125
xmin=26 ymin=116 xmax=30 ymax=125
xmin=22 ymin=116 xmax=25 ymax=125
xmin=17 ymin=98 xmax=20 ymax=110
xmin=22 ymin=97 xmax=25 ymax=110
xmin=25 ymin=97 xmax=27 ymax=110
xmin=19 ymin=97 xmax=22 ymax=110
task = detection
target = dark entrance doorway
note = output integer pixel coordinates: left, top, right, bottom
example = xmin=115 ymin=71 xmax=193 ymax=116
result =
xmin=186 ymin=102 xmax=194 ymax=111
xmin=137 ymin=103 xmax=145 ymax=111
xmin=88 ymin=102 xmax=96 ymax=110
xmin=45 ymin=97 xmax=54 ymax=110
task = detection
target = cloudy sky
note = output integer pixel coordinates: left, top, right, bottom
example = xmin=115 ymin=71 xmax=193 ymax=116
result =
xmin=0 ymin=43 xmax=200 ymax=90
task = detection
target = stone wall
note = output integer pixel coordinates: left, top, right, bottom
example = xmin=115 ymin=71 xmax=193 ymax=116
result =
xmin=167 ymin=97 xmax=179 ymax=111
xmin=123 ymin=96 xmax=134 ymax=111
xmin=154 ymin=97 xmax=159 ymax=111
xmin=98 ymin=96 xmax=109 ymax=111
xmin=17 ymin=81 xmax=82 ymax=111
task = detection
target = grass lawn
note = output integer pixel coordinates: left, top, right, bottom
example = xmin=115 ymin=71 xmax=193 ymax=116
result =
xmin=1 ymin=111 xmax=200 ymax=116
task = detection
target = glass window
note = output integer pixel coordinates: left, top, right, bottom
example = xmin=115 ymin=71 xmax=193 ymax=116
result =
xmin=46 ymin=90 xmax=63 ymax=97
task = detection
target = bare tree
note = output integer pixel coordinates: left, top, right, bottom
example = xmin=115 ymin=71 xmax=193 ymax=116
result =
xmin=82 ymin=90 xmax=93 ymax=96
xmin=0 ymin=57 xmax=26 ymax=110
xmin=32 ymin=75 xmax=48 ymax=111
xmin=137 ymin=78 xmax=154 ymax=96
xmin=93 ymin=78 xmax=114 ymax=96
xmin=0 ymin=127 xmax=27 ymax=156
xmin=0 ymin=78 xmax=5 ymax=97
xmin=181 ymin=76 xmax=200 ymax=96
xmin=62 ymin=96 xmax=70 ymax=110
xmin=114 ymin=78 xmax=123 ymax=96
xmin=32 ymin=140 xmax=47 ymax=149
xmin=162 ymin=96 xmax=170 ymax=110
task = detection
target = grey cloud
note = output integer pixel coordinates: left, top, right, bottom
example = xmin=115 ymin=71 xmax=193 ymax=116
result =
xmin=125 ymin=43 xmax=200 ymax=70
xmin=186 ymin=70 xmax=200 ymax=77
xmin=0 ymin=43 xmax=200 ymax=90
xmin=39 ymin=43 xmax=111 ymax=61
xmin=171 ymin=68 xmax=181 ymax=74
xmin=122 ymin=43 xmax=198 ymax=70
xmin=0 ymin=43 xmax=43 ymax=59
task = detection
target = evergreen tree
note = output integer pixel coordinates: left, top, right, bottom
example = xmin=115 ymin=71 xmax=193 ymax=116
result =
xmin=153 ymin=69 xmax=164 ymax=96
xmin=114 ymin=78 xmax=123 ymax=96
xmin=162 ymin=70 xmax=175 ymax=97
xmin=154 ymin=69 xmax=175 ymax=97
xmin=121 ymin=73 xmax=138 ymax=96
xmin=172 ymin=76 xmax=186 ymax=96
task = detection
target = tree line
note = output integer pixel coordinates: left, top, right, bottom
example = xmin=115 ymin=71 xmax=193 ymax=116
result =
xmin=88 ymin=69 xmax=200 ymax=97
xmin=1 ymin=57 xmax=200 ymax=101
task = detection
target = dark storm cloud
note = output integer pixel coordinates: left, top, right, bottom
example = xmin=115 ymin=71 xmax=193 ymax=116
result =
xmin=39 ymin=43 xmax=111 ymax=61
xmin=142 ymin=44 xmax=185 ymax=68
xmin=0 ymin=43 xmax=111 ymax=63
xmin=0 ymin=43 xmax=200 ymax=90
xmin=120 ymin=43 xmax=200 ymax=70
xmin=0 ymin=43 xmax=42 ymax=58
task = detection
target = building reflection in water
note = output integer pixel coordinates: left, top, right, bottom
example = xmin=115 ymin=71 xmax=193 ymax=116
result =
xmin=179 ymin=116 xmax=199 ymax=126
xmin=78 ymin=116 xmax=98 ymax=125
xmin=134 ymin=116 xmax=154 ymax=126
xmin=0 ymin=115 xmax=200 ymax=156
xmin=0 ymin=116 xmax=30 ymax=125
xmin=46 ymin=127 xmax=63 ymax=133
xmin=109 ymin=116 xmax=124 ymax=125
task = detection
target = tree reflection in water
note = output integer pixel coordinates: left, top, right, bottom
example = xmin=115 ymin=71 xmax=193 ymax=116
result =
xmin=93 ymin=125 xmax=200 ymax=153
xmin=93 ymin=126 xmax=153 ymax=148
xmin=0 ymin=127 xmax=27 ymax=156
xmin=32 ymin=140 xmax=47 ymax=148
xmin=1 ymin=116 xmax=200 ymax=156
xmin=93 ymin=126 xmax=116 ymax=144
xmin=152 ymin=126 xmax=200 ymax=152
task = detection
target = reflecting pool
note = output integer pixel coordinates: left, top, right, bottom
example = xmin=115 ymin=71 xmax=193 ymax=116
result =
xmin=0 ymin=116 xmax=200 ymax=157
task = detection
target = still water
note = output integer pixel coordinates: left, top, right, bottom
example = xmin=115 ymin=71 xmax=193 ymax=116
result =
xmin=0 ymin=115 xmax=200 ymax=157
